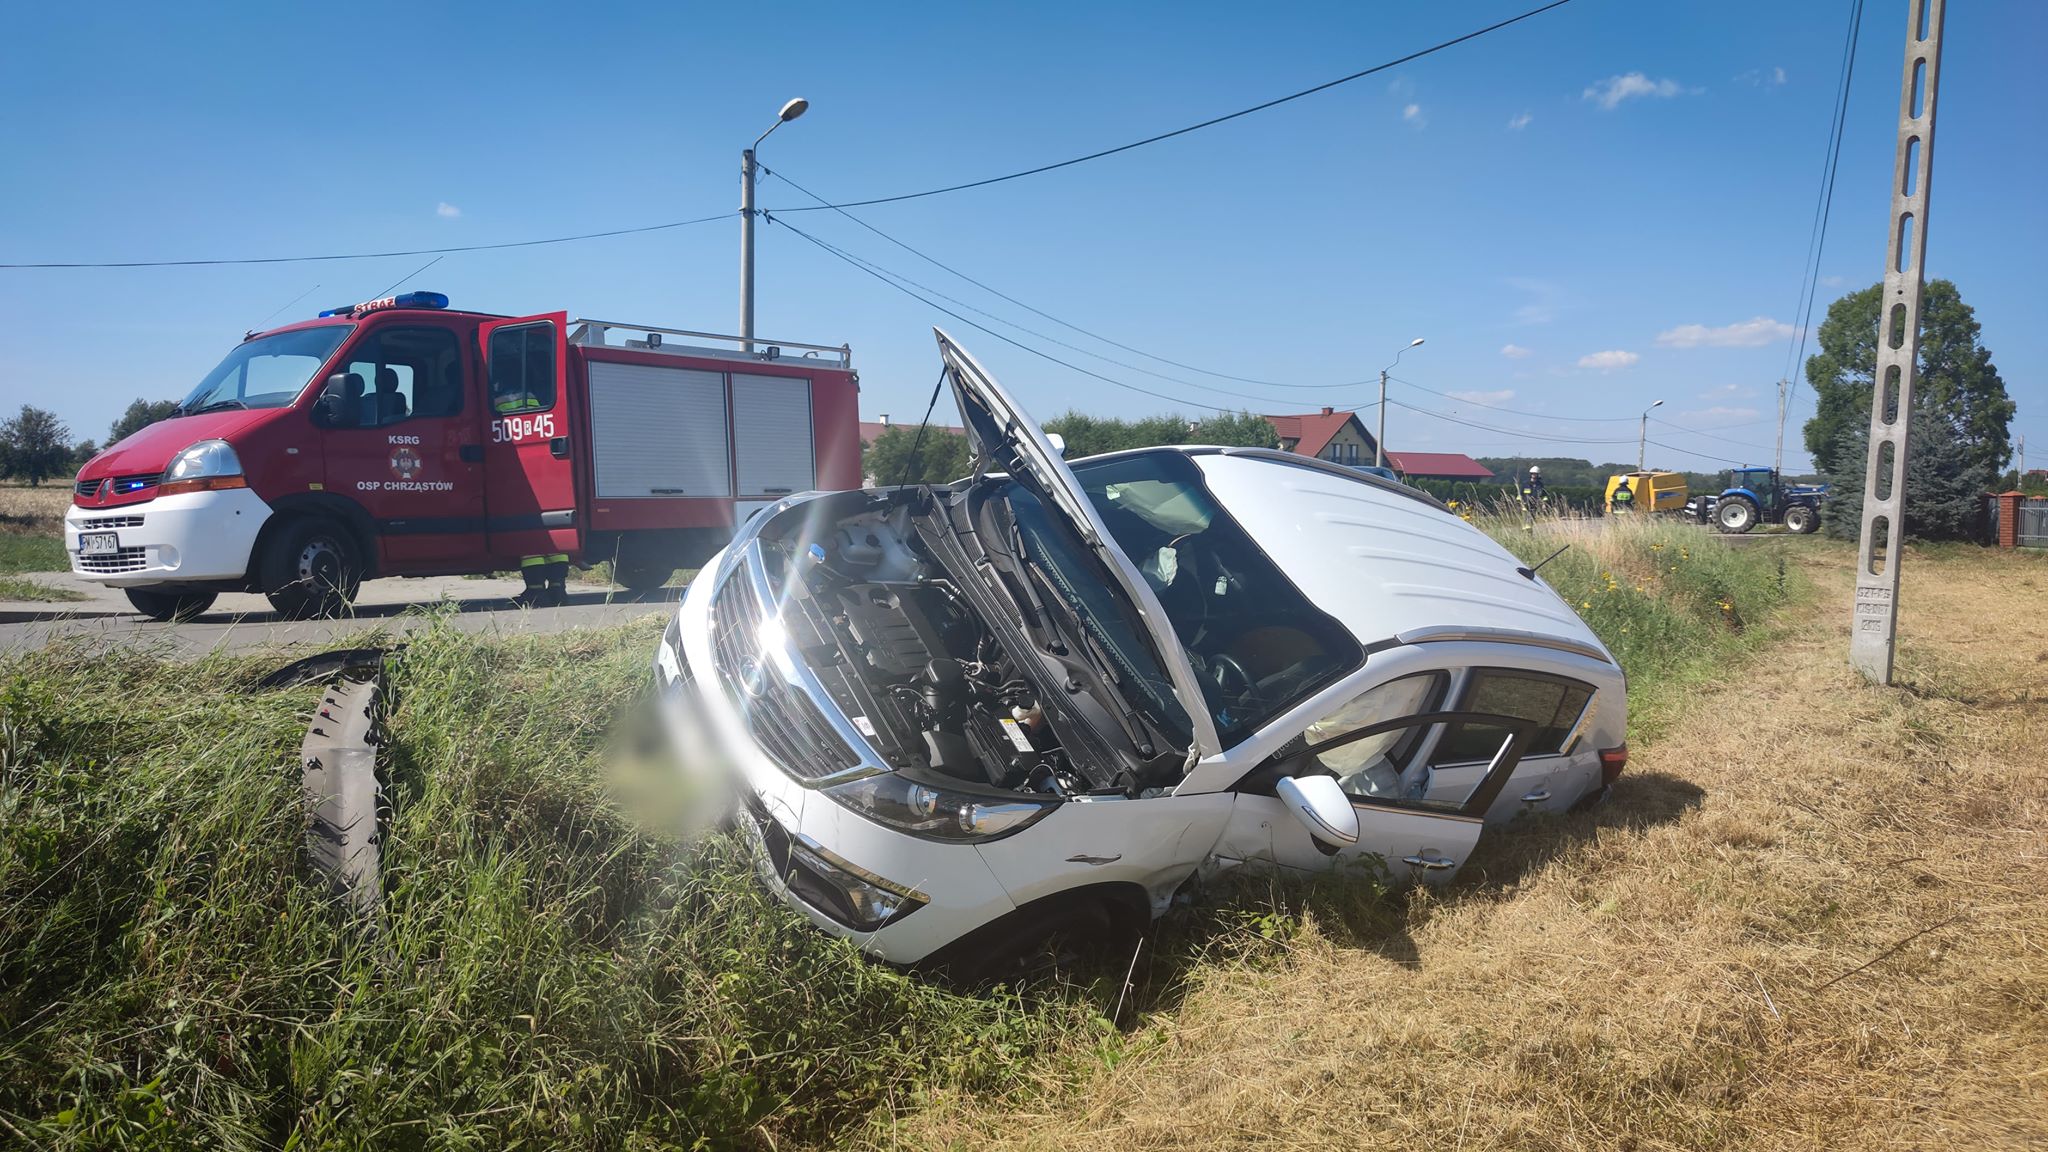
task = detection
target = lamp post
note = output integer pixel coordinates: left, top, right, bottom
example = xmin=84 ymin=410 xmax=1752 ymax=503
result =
xmin=1638 ymin=399 xmax=1664 ymax=472
xmin=1375 ymin=338 xmax=1425 ymax=468
xmin=741 ymin=97 xmax=809 ymax=353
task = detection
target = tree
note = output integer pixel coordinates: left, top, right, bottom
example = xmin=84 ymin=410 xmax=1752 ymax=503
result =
xmin=1039 ymin=410 xmax=1277 ymax=457
xmin=72 ymin=439 xmax=99 ymax=472
xmin=1821 ymin=395 xmax=1984 ymax=542
xmin=1802 ymin=280 xmax=2013 ymax=486
xmin=107 ymin=398 xmax=180 ymax=446
xmin=0 ymin=406 xmax=74 ymax=486
xmin=861 ymin=424 xmax=971 ymax=486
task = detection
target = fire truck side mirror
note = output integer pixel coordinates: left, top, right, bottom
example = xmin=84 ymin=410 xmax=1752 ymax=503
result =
xmin=314 ymin=375 xmax=351 ymax=428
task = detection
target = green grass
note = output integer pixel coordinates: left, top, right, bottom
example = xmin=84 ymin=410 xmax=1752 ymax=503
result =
xmin=0 ymin=576 xmax=85 ymax=603
xmin=0 ymin=535 xmax=67 ymax=576
xmin=0 ymin=617 xmax=1096 ymax=1149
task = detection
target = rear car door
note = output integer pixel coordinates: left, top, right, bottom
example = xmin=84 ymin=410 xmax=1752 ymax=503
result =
xmin=478 ymin=313 xmax=578 ymax=562
xmin=1423 ymin=669 xmax=1598 ymax=821
xmin=317 ymin=320 xmax=485 ymax=567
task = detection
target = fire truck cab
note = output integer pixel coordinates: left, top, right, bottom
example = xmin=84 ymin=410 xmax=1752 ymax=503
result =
xmin=66 ymin=292 xmax=861 ymax=620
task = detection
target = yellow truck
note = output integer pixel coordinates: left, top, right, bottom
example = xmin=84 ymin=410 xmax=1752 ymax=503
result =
xmin=1605 ymin=470 xmax=1687 ymax=514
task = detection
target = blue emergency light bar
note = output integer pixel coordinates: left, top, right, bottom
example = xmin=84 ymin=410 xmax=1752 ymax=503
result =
xmin=319 ymin=291 xmax=450 ymax=318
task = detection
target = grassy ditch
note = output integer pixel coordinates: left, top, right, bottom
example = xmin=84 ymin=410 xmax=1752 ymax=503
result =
xmin=0 ymin=509 xmax=1801 ymax=1148
xmin=0 ymin=620 xmax=1098 ymax=1149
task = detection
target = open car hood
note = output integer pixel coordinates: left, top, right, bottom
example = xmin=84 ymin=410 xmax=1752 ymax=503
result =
xmin=935 ymin=329 xmax=1222 ymax=759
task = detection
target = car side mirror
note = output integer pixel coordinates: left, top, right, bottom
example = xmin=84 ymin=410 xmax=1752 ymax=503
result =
xmin=1276 ymin=774 xmax=1358 ymax=854
xmin=314 ymin=374 xmax=351 ymax=427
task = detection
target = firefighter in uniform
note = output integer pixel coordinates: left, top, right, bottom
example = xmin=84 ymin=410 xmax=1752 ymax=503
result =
xmin=1519 ymin=465 xmax=1547 ymax=521
xmin=491 ymin=367 xmax=568 ymax=607
xmin=1611 ymin=475 xmax=1636 ymax=514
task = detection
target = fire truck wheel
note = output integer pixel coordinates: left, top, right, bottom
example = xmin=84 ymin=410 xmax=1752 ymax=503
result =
xmin=124 ymin=588 xmax=217 ymax=622
xmin=612 ymin=553 xmax=675 ymax=594
xmin=262 ymin=517 xmax=363 ymax=619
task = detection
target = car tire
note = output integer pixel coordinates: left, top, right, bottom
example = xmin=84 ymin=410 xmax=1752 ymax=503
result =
xmin=1784 ymin=505 xmax=1818 ymax=534
xmin=1716 ymin=497 xmax=1758 ymax=534
xmin=125 ymin=588 xmax=217 ymax=622
xmin=261 ymin=517 xmax=362 ymax=619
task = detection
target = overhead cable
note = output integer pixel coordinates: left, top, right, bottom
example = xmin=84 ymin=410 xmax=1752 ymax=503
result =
xmin=1 ymin=212 xmax=736 ymax=270
xmin=762 ymin=0 xmax=1577 ymax=214
xmin=764 ymin=166 xmax=1372 ymax=390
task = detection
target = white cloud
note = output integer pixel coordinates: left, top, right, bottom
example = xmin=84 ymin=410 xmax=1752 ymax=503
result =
xmin=1402 ymin=103 xmax=1426 ymax=127
xmin=1773 ymin=66 xmax=1788 ymax=85
xmin=1500 ymin=343 xmax=1533 ymax=359
xmin=436 ymin=202 xmax=462 ymax=218
xmin=1450 ymin=389 xmax=1517 ymax=405
xmin=1507 ymin=111 xmax=1533 ymax=131
xmin=1820 ymin=274 xmax=1845 ymax=287
xmin=1583 ymin=72 xmax=1687 ymax=110
xmin=1505 ymin=277 xmax=1563 ymax=326
xmin=1654 ymin=316 xmax=1798 ymax=348
xmin=1735 ymin=66 xmax=1790 ymax=87
xmin=1577 ymin=349 xmax=1640 ymax=371
xmin=1699 ymin=382 xmax=1757 ymax=400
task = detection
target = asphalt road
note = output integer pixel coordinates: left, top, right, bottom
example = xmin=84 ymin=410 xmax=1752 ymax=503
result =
xmin=0 ymin=571 xmax=676 ymax=657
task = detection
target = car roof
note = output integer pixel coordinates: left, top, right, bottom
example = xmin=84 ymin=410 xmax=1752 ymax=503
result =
xmin=1152 ymin=448 xmax=1608 ymax=656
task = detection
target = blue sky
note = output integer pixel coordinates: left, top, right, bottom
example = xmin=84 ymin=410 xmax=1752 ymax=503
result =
xmin=3 ymin=0 xmax=2042 ymax=475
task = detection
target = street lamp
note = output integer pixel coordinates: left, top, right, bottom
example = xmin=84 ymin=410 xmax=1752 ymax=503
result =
xmin=741 ymin=97 xmax=810 ymax=353
xmin=1638 ymin=399 xmax=1665 ymax=472
xmin=1375 ymin=338 xmax=1425 ymax=468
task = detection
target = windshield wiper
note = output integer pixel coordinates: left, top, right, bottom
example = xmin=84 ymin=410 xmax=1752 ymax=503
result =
xmin=187 ymin=399 xmax=247 ymax=415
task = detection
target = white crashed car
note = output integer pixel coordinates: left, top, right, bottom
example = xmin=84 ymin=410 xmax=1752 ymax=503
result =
xmin=654 ymin=330 xmax=1627 ymax=973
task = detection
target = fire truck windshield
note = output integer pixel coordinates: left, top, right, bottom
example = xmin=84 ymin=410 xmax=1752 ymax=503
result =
xmin=179 ymin=325 xmax=353 ymax=414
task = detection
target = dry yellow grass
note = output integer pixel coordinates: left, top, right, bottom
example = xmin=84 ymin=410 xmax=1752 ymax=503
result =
xmin=0 ymin=482 xmax=72 ymax=536
xmin=890 ymin=542 xmax=2048 ymax=1151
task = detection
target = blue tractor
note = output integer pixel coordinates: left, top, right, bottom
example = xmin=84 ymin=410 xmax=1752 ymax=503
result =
xmin=1709 ymin=466 xmax=1828 ymax=534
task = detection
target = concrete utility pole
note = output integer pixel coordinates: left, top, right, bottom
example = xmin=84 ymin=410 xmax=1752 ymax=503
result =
xmin=1639 ymin=399 xmax=1664 ymax=472
xmin=1376 ymin=338 xmax=1425 ymax=467
xmin=1774 ymin=379 xmax=1789 ymax=477
xmin=741 ymin=98 xmax=809 ymax=353
xmin=1851 ymin=0 xmax=1945 ymax=684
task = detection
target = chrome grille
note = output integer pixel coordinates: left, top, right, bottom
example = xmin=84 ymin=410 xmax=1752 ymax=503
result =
xmin=712 ymin=575 xmax=859 ymax=782
xmin=78 ymin=547 xmax=149 ymax=574
xmin=80 ymin=514 xmax=144 ymax=529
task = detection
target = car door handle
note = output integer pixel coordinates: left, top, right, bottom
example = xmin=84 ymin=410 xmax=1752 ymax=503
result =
xmin=549 ymin=437 xmax=570 ymax=459
xmin=1402 ymin=854 xmax=1456 ymax=870
xmin=459 ymin=444 xmax=483 ymax=463
xmin=1520 ymin=788 xmax=1551 ymax=803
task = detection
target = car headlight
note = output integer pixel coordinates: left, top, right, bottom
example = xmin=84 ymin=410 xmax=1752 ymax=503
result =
xmin=823 ymin=772 xmax=1059 ymax=843
xmin=160 ymin=439 xmax=246 ymax=496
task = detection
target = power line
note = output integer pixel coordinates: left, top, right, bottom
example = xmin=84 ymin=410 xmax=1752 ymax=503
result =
xmin=774 ymin=216 xmax=1242 ymax=413
xmin=762 ymin=0 xmax=1578 ymax=214
xmin=777 ymin=215 xmax=1336 ymax=406
xmin=764 ymin=166 xmax=1372 ymax=390
xmin=1 ymin=212 xmax=736 ymax=270
xmin=1386 ymin=375 xmax=1640 ymax=422
xmin=1649 ymin=415 xmax=1779 ymax=452
xmin=1385 ymin=398 xmax=1639 ymax=445
xmin=1782 ymin=0 xmax=1868 ymax=388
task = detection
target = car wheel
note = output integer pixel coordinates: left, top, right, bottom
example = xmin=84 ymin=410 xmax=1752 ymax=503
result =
xmin=124 ymin=588 xmax=217 ymax=622
xmin=262 ymin=517 xmax=362 ymax=619
xmin=1716 ymin=497 xmax=1758 ymax=534
xmin=1784 ymin=505 xmax=1818 ymax=534
xmin=920 ymin=893 xmax=1144 ymax=987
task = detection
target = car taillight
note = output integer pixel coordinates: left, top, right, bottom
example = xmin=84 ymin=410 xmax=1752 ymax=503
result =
xmin=1598 ymin=744 xmax=1629 ymax=786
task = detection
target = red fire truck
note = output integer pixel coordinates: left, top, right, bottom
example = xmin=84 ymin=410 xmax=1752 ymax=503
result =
xmin=65 ymin=292 xmax=862 ymax=620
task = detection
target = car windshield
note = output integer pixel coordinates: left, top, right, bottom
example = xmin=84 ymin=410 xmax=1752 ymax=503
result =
xmin=1015 ymin=450 xmax=1362 ymax=749
xmin=180 ymin=326 xmax=352 ymax=413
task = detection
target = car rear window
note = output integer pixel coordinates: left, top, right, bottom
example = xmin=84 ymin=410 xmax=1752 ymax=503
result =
xmin=1431 ymin=669 xmax=1593 ymax=763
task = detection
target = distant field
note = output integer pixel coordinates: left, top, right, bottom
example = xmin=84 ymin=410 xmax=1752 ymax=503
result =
xmin=0 ymin=484 xmax=78 ymax=599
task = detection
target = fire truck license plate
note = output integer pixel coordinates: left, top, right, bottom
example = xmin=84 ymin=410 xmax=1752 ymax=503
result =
xmin=79 ymin=532 xmax=119 ymax=557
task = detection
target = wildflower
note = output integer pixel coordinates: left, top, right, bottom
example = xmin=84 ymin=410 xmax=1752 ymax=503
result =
xmin=1581 ymin=600 xmax=1591 ymax=609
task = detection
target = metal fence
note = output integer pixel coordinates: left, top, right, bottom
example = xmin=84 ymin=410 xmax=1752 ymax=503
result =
xmin=2020 ymin=498 xmax=2048 ymax=549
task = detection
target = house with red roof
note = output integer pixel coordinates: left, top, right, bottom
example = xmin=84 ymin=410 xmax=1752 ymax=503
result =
xmin=1384 ymin=451 xmax=1495 ymax=481
xmin=1263 ymin=407 xmax=1379 ymax=467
